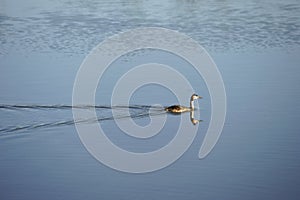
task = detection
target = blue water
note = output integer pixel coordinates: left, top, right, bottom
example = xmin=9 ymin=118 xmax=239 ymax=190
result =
xmin=1 ymin=0 xmax=300 ymax=199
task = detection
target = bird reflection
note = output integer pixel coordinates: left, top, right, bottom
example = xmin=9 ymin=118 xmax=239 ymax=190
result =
xmin=190 ymin=110 xmax=201 ymax=125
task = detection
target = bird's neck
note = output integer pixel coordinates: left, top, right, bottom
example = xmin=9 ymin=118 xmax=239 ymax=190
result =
xmin=190 ymin=99 xmax=195 ymax=110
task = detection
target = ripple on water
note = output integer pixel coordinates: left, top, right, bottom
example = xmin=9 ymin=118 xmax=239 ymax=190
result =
xmin=0 ymin=104 xmax=166 ymax=136
xmin=0 ymin=0 xmax=300 ymax=55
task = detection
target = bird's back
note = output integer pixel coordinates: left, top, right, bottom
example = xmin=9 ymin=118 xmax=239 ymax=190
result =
xmin=165 ymin=105 xmax=191 ymax=113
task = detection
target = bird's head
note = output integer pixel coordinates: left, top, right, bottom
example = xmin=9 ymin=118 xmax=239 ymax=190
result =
xmin=191 ymin=93 xmax=202 ymax=100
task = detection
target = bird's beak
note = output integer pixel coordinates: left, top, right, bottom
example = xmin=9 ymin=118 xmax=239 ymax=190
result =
xmin=197 ymin=96 xmax=202 ymax=99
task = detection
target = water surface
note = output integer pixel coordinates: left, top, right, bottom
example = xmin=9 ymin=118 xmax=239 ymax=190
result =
xmin=0 ymin=0 xmax=300 ymax=200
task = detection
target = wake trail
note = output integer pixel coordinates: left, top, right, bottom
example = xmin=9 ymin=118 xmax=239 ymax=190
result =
xmin=0 ymin=104 xmax=166 ymax=136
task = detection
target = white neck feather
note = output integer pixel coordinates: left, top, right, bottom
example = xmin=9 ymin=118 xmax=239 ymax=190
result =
xmin=190 ymin=99 xmax=195 ymax=110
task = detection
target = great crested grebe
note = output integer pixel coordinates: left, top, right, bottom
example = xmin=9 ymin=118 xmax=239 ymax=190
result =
xmin=165 ymin=94 xmax=202 ymax=114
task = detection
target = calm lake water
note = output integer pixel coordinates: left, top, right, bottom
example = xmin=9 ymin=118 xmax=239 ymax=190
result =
xmin=1 ymin=0 xmax=300 ymax=199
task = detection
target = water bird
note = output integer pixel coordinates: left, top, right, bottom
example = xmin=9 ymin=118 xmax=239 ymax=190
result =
xmin=165 ymin=94 xmax=202 ymax=114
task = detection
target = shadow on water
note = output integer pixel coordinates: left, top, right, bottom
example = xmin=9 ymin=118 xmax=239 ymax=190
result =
xmin=0 ymin=104 xmax=167 ymax=136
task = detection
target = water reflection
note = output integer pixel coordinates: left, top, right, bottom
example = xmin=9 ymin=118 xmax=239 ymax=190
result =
xmin=190 ymin=110 xmax=201 ymax=125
